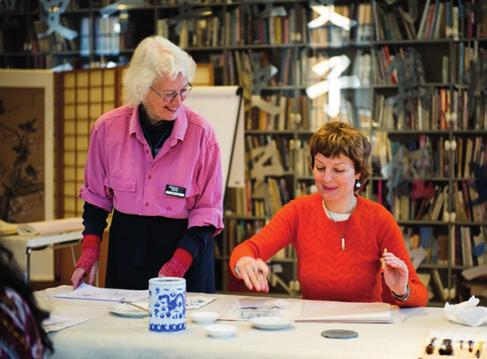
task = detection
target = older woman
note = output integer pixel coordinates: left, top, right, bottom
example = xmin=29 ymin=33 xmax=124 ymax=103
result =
xmin=71 ymin=36 xmax=223 ymax=292
xmin=230 ymin=121 xmax=428 ymax=307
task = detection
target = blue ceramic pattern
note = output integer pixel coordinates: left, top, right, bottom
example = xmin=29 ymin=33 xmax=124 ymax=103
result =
xmin=149 ymin=286 xmax=186 ymax=332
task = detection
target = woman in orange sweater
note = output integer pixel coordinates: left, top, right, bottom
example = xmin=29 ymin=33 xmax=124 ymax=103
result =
xmin=230 ymin=121 xmax=428 ymax=307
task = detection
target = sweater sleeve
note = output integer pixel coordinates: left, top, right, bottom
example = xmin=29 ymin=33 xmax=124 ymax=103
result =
xmin=82 ymin=202 xmax=109 ymax=239
xmin=229 ymin=199 xmax=298 ymax=276
xmin=177 ymin=226 xmax=214 ymax=259
xmin=376 ymin=207 xmax=429 ymax=307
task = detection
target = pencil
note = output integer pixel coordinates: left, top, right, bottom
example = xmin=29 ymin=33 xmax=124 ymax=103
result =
xmin=381 ymin=248 xmax=388 ymax=271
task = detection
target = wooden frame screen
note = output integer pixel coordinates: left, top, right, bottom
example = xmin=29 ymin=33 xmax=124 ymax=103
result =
xmin=55 ymin=67 xmax=122 ymax=218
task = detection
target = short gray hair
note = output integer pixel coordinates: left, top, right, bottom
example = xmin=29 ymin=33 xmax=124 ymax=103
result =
xmin=123 ymin=36 xmax=196 ymax=107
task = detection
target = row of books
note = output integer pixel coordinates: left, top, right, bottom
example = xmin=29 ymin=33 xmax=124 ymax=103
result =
xmin=219 ymin=49 xmax=306 ymax=90
xmin=227 ymin=177 xmax=292 ymax=219
xmin=392 ymin=185 xmax=448 ymax=222
xmin=247 ymin=94 xmax=306 ymax=131
xmin=309 ymin=4 xmax=374 ymax=47
xmin=452 ymin=137 xmax=486 ymax=179
xmin=451 ymin=226 xmax=486 ymax=267
xmin=390 ymin=181 xmax=485 ymax=225
xmin=374 ymin=90 xmax=487 ymax=130
xmin=32 ymin=16 xmax=122 ymax=56
xmin=405 ymin=224 xmax=486 ymax=269
xmin=453 ymin=181 xmax=486 ymax=223
xmin=157 ymin=17 xmax=222 ymax=49
xmin=222 ymin=221 xmax=294 ymax=263
xmin=373 ymin=0 xmax=485 ymax=42
xmin=225 ymin=219 xmax=266 ymax=252
xmin=175 ymin=5 xmax=305 ymax=48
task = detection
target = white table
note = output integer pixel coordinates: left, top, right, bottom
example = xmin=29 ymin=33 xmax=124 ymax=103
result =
xmin=1 ymin=231 xmax=82 ymax=282
xmin=43 ymin=286 xmax=486 ymax=359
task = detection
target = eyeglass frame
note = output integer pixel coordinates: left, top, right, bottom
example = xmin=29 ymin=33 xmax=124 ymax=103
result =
xmin=149 ymin=83 xmax=193 ymax=103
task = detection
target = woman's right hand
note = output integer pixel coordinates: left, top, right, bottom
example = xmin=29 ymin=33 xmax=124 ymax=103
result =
xmin=71 ymin=259 xmax=99 ymax=289
xmin=234 ymin=256 xmax=269 ymax=292
xmin=71 ymin=234 xmax=100 ymax=289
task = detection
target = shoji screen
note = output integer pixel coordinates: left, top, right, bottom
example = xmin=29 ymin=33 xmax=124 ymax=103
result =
xmin=56 ymin=68 xmax=122 ymax=218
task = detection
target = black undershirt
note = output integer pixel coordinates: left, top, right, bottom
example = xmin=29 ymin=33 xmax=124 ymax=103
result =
xmin=138 ymin=105 xmax=174 ymax=158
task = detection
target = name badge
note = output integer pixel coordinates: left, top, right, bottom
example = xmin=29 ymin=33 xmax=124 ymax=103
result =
xmin=165 ymin=184 xmax=186 ymax=198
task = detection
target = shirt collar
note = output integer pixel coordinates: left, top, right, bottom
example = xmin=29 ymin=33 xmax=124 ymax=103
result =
xmin=129 ymin=105 xmax=188 ymax=143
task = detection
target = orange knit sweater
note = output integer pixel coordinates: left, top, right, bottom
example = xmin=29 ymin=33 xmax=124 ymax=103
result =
xmin=230 ymin=193 xmax=428 ymax=307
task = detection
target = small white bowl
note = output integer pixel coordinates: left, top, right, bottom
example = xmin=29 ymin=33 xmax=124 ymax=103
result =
xmin=250 ymin=316 xmax=293 ymax=330
xmin=190 ymin=311 xmax=219 ymax=324
xmin=205 ymin=324 xmax=237 ymax=338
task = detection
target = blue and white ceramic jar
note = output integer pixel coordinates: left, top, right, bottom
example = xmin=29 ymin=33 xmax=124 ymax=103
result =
xmin=148 ymin=277 xmax=186 ymax=332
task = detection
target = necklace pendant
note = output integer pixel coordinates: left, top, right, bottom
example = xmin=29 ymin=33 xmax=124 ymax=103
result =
xmin=341 ymin=237 xmax=345 ymax=251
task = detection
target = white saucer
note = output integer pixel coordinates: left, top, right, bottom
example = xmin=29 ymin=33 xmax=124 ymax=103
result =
xmin=109 ymin=303 xmax=148 ymax=318
xmin=190 ymin=311 xmax=219 ymax=324
xmin=205 ymin=324 xmax=237 ymax=338
xmin=250 ymin=316 xmax=293 ymax=330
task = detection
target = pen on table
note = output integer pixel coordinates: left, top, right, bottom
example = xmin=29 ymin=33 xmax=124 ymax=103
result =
xmin=119 ymin=297 xmax=149 ymax=312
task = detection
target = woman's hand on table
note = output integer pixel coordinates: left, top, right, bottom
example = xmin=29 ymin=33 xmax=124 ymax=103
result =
xmin=234 ymin=256 xmax=269 ymax=292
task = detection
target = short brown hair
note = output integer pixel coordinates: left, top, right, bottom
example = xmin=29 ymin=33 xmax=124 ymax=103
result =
xmin=309 ymin=121 xmax=372 ymax=185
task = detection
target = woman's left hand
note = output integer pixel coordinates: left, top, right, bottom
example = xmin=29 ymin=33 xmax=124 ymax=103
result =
xmin=382 ymin=251 xmax=409 ymax=296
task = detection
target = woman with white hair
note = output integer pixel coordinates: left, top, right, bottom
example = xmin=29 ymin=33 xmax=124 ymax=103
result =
xmin=71 ymin=36 xmax=223 ymax=292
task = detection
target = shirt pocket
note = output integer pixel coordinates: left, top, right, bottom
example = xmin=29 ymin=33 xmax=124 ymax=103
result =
xmin=184 ymin=182 xmax=201 ymax=210
xmin=105 ymin=176 xmax=137 ymax=192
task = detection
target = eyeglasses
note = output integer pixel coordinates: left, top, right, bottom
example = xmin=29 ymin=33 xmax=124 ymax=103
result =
xmin=150 ymin=83 xmax=192 ymax=103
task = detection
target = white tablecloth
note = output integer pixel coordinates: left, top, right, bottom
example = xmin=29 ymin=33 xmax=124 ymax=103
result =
xmin=44 ymin=286 xmax=486 ymax=359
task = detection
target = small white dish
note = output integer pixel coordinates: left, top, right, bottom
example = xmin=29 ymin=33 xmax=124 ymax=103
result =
xmin=205 ymin=324 xmax=237 ymax=338
xmin=190 ymin=311 xmax=219 ymax=324
xmin=250 ymin=316 xmax=293 ymax=330
xmin=109 ymin=303 xmax=148 ymax=318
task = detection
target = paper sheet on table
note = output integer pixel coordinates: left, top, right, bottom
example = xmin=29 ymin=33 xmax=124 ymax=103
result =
xmin=186 ymin=296 xmax=216 ymax=310
xmin=43 ymin=312 xmax=106 ymax=333
xmin=16 ymin=217 xmax=83 ymax=236
xmin=298 ymin=300 xmax=392 ymax=323
xmin=53 ymin=283 xmax=148 ymax=303
xmin=217 ymin=296 xmax=302 ymax=321
xmin=37 ymin=287 xmax=112 ymax=333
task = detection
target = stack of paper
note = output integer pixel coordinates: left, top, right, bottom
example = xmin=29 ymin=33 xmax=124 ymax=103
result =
xmin=297 ymin=299 xmax=392 ymax=323
xmin=53 ymin=283 xmax=148 ymax=303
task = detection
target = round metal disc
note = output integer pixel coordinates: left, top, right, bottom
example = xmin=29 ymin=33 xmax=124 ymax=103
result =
xmin=321 ymin=329 xmax=359 ymax=339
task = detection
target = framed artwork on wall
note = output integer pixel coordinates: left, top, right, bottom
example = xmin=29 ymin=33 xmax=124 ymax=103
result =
xmin=0 ymin=69 xmax=54 ymax=222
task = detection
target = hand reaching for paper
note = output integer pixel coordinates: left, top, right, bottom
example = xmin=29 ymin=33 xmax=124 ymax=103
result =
xmin=235 ymin=256 xmax=269 ymax=293
xmin=382 ymin=250 xmax=409 ymax=297
xmin=71 ymin=234 xmax=100 ymax=289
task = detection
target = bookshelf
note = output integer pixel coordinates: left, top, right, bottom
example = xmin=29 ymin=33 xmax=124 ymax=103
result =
xmin=2 ymin=0 xmax=486 ymax=305
xmin=367 ymin=0 xmax=487 ymax=306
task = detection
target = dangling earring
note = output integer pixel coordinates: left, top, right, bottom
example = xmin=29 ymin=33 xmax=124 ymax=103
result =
xmin=355 ymin=180 xmax=361 ymax=189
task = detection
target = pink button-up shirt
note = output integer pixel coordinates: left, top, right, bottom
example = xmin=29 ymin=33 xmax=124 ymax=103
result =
xmin=80 ymin=105 xmax=223 ymax=231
